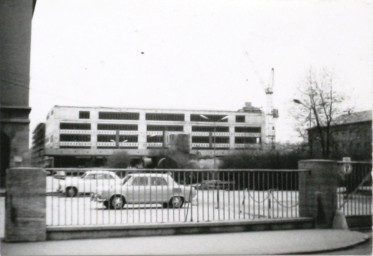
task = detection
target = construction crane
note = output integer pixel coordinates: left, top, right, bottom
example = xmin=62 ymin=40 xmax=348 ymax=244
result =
xmin=245 ymin=52 xmax=279 ymax=150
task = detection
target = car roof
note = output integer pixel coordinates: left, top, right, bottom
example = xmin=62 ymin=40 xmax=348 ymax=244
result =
xmin=85 ymin=170 xmax=116 ymax=174
xmin=128 ymin=173 xmax=170 ymax=177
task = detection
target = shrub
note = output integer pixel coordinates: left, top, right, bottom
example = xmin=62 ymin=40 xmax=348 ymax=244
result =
xmin=221 ymin=150 xmax=308 ymax=169
xmin=106 ymin=151 xmax=130 ymax=168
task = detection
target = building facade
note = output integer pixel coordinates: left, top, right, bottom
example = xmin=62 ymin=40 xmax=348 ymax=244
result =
xmin=308 ymin=110 xmax=372 ymax=160
xmin=31 ymin=123 xmax=46 ymax=167
xmin=39 ymin=103 xmax=267 ymax=167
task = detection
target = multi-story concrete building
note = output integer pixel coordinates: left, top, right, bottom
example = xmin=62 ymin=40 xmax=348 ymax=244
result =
xmin=31 ymin=123 xmax=46 ymax=167
xmin=40 ymin=103 xmax=267 ymax=167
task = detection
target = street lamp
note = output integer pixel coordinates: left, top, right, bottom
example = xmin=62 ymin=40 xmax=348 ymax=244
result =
xmin=293 ymin=99 xmax=311 ymax=128
xmin=293 ymin=98 xmax=313 ymax=155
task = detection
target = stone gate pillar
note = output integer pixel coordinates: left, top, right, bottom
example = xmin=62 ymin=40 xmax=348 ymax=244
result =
xmin=298 ymin=160 xmax=339 ymax=228
xmin=5 ymin=168 xmax=46 ymax=242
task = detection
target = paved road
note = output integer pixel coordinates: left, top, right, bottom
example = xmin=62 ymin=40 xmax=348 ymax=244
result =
xmin=315 ymin=228 xmax=372 ymax=255
xmin=1 ymin=229 xmax=370 ymax=255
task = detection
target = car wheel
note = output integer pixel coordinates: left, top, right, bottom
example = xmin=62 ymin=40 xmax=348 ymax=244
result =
xmin=169 ymin=196 xmax=184 ymax=208
xmin=66 ymin=187 xmax=77 ymax=197
xmin=103 ymin=201 xmax=109 ymax=209
xmin=109 ymin=195 xmax=125 ymax=209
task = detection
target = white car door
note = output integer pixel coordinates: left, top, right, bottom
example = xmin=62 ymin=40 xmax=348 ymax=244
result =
xmin=149 ymin=176 xmax=172 ymax=203
xmin=126 ymin=176 xmax=150 ymax=204
xmin=78 ymin=173 xmax=96 ymax=193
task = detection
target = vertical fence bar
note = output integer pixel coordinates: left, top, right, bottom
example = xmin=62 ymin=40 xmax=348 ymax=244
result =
xmin=125 ymin=171 xmax=128 ymax=223
xmin=261 ymin=172 xmax=264 ymax=218
xmin=228 ymin=171 xmax=231 ymax=220
xmin=237 ymin=171 xmax=240 ymax=220
xmin=232 ymin=172 xmax=237 ymax=220
xmin=217 ymin=171 xmax=220 ymax=221
xmin=196 ymin=171 xmax=199 ymax=223
xmin=206 ymin=171 xmax=209 ymax=222
xmin=58 ymin=171 xmax=60 ymax=226
xmin=252 ymin=172 xmax=255 ymax=219
xmin=290 ymin=172 xmax=293 ymax=217
xmin=212 ymin=171 xmax=215 ymax=221
xmin=178 ymin=172 xmax=181 ymax=221
xmin=286 ymin=172 xmax=289 ymax=218
xmin=242 ymin=171 xmax=245 ymax=219
xmin=247 ymin=172 xmax=250 ymax=219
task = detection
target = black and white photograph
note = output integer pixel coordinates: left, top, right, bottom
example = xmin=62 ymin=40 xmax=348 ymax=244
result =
xmin=0 ymin=0 xmax=372 ymax=255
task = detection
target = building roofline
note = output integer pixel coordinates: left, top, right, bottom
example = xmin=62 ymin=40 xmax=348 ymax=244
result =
xmin=51 ymin=105 xmax=263 ymax=114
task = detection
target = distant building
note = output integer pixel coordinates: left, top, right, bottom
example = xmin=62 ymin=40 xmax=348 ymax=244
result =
xmin=31 ymin=123 xmax=46 ymax=167
xmin=36 ymin=103 xmax=267 ymax=167
xmin=308 ymin=110 xmax=372 ymax=160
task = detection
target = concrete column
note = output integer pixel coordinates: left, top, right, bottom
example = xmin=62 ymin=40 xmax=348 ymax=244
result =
xmin=138 ymin=111 xmax=147 ymax=151
xmin=5 ymin=168 xmax=46 ymax=241
xmin=298 ymin=160 xmax=338 ymax=228
xmin=0 ymin=1 xmax=34 ymax=187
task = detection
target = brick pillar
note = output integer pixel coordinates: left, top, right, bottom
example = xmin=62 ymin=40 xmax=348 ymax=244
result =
xmin=5 ymin=168 xmax=46 ymax=241
xmin=298 ymin=160 xmax=338 ymax=228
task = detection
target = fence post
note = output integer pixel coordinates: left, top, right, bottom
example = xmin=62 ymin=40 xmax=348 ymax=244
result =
xmin=5 ymin=168 xmax=46 ymax=242
xmin=298 ymin=160 xmax=338 ymax=228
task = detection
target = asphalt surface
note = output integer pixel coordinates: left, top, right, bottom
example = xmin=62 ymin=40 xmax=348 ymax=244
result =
xmin=1 ymin=229 xmax=371 ymax=255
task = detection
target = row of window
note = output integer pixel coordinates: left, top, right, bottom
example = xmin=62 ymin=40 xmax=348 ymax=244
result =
xmin=190 ymin=114 xmax=228 ymax=122
xmin=145 ymin=113 xmax=185 ymax=121
xmin=191 ymin=136 xmax=259 ymax=144
xmin=60 ymin=122 xmax=260 ymax=133
xmin=192 ymin=136 xmax=230 ymax=143
xmin=97 ymin=135 xmax=138 ymax=142
xmin=60 ymin=135 xmax=91 ymax=142
xmin=77 ymin=111 xmax=250 ymax=123
xmin=235 ymin=127 xmax=261 ymax=133
xmin=60 ymin=123 xmax=91 ymax=130
xmin=59 ymin=134 xmax=259 ymax=144
xmin=98 ymin=112 xmax=140 ymax=120
xmin=147 ymin=125 xmax=184 ymax=131
xmin=98 ymin=124 xmax=138 ymax=131
xmin=192 ymin=126 xmax=229 ymax=132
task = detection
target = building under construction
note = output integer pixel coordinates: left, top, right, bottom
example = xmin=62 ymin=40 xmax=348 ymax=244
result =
xmin=31 ymin=102 xmax=276 ymax=167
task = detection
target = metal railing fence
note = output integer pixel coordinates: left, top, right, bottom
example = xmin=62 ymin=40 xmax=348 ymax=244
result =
xmin=45 ymin=168 xmax=306 ymax=226
xmin=336 ymin=161 xmax=372 ymax=216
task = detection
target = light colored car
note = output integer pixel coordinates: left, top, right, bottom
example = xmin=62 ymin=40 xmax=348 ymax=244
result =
xmin=58 ymin=170 xmax=122 ymax=197
xmin=91 ymin=173 xmax=197 ymax=209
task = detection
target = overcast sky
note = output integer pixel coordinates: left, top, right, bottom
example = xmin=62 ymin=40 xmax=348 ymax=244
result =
xmin=30 ymin=0 xmax=372 ymax=144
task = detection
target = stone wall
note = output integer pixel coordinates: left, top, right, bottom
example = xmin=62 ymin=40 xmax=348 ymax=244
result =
xmin=5 ymin=168 xmax=46 ymax=242
xmin=298 ymin=160 xmax=339 ymax=228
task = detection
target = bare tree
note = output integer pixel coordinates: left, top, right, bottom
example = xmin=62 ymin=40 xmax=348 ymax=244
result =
xmin=292 ymin=68 xmax=348 ymax=158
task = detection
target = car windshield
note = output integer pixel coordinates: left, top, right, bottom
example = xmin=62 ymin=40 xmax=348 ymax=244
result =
xmin=122 ymin=175 xmax=131 ymax=185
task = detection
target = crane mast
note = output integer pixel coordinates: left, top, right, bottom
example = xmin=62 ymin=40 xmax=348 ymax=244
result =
xmin=265 ymin=68 xmax=277 ymax=150
xmin=245 ymin=51 xmax=278 ymax=150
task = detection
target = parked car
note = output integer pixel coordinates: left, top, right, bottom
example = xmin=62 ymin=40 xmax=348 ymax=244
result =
xmin=91 ymin=173 xmax=197 ymax=209
xmin=194 ymin=180 xmax=236 ymax=190
xmin=53 ymin=171 xmax=66 ymax=180
xmin=58 ymin=170 xmax=122 ymax=197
